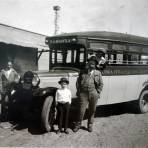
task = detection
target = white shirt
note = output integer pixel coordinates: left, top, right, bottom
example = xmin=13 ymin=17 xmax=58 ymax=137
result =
xmin=90 ymin=70 xmax=94 ymax=76
xmin=4 ymin=69 xmax=12 ymax=80
xmin=99 ymin=56 xmax=106 ymax=65
xmin=55 ymin=88 xmax=72 ymax=104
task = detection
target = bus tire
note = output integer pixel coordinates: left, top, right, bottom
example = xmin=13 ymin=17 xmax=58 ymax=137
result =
xmin=137 ymin=90 xmax=148 ymax=113
xmin=41 ymin=96 xmax=55 ymax=132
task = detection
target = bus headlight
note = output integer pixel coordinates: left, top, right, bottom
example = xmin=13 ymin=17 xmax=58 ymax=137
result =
xmin=42 ymin=90 xmax=46 ymax=94
xmin=32 ymin=75 xmax=40 ymax=87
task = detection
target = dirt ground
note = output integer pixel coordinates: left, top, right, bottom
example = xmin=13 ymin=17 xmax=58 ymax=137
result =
xmin=0 ymin=103 xmax=148 ymax=148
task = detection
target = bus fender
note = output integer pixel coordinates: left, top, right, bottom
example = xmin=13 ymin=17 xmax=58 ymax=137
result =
xmin=137 ymin=89 xmax=148 ymax=113
xmin=142 ymin=80 xmax=148 ymax=91
xmin=39 ymin=87 xmax=57 ymax=97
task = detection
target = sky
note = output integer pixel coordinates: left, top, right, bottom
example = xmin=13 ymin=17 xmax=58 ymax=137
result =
xmin=0 ymin=0 xmax=148 ymax=37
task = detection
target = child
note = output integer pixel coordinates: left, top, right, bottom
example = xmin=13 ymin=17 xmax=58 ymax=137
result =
xmin=55 ymin=77 xmax=72 ymax=134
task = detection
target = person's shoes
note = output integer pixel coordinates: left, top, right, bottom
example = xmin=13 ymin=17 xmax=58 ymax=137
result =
xmin=64 ymin=129 xmax=69 ymax=134
xmin=56 ymin=129 xmax=61 ymax=134
xmin=73 ymin=122 xmax=81 ymax=132
xmin=73 ymin=126 xmax=80 ymax=132
xmin=50 ymin=126 xmax=55 ymax=132
xmin=0 ymin=122 xmax=12 ymax=129
xmin=88 ymin=125 xmax=93 ymax=132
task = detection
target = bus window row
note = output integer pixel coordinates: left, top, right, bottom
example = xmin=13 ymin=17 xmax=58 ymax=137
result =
xmin=104 ymin=53 xmax=148 ymax=65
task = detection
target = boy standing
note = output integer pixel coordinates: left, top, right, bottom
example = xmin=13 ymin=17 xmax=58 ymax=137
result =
xmin=55 ymin=77 xmax=72 ymax=134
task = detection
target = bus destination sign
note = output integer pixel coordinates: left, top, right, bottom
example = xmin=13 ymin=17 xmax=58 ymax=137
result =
xmin=49 ymin=38 xmax=77 ymax=44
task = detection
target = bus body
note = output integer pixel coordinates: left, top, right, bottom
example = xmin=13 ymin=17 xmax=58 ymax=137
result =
xmin=41 ymin=31 xmax=148 ymax=113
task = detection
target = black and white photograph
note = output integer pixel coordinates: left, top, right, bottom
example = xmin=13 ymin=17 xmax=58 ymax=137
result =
xmin=0 ymin=0 xmax=148 ymax=147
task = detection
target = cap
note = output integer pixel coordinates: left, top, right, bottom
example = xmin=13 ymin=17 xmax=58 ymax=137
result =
xmin=87 ymin=56 xmax=98 ymax=65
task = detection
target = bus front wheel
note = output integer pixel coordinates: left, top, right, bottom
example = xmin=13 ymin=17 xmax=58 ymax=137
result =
xmin=138 ymin=90 xmax=148 ymax=113
xmin=41 ymin=96 xmax=55 ymax=132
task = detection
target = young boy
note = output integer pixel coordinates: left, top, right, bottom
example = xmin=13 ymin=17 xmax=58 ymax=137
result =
xmin=55 ymin=77 xmax=72 ymax=134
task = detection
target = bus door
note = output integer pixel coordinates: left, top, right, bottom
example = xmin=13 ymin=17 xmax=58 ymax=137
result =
xmin=65 ymin=48 xmax=80 ymax=98
xmin=57 ymin=46 xmax=85 ymax=99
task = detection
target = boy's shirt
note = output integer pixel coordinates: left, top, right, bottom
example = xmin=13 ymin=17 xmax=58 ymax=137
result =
xmin=55 ymin=88 xmax=72 ymax=104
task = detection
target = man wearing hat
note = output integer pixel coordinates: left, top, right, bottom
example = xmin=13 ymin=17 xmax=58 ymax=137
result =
xmin=73 ymin=56 xmax=103 ymax=132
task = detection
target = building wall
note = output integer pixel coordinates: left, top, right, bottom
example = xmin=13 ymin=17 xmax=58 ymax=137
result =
xmin=38 ymin=51 xmax=49 ymax=71
xmin=0 ymin=42 xmax=38 ymax=75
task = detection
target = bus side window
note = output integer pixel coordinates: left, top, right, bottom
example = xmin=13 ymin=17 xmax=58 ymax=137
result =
xmin=66 ymin=50 xmax=72 ymax=63
xmin=108 ymin=54 xmax=117 ymax=64
xmin=141 ymin=55 xmax=148 ymax=64
xmin=131 ymin=54 xmax=139 ymax=64
xmin=108 ymin=53 xmax=124 ymax=65
xmin=108 ymin=54 xmax=114 ymax=64
xmin=127 ymin=54 xmax=139 ymax=64
xmin=75 ymin=48 xmax=85 ymax=64
xmin=127 ymin=55 xmax=132 ymax=64
xmin=80 ymin=48 xmax=85 ymax=62
xmin=56 ymin=49 xmax=63 ymax=63
xmin=116 ymin=54 xmax=123 ymax=64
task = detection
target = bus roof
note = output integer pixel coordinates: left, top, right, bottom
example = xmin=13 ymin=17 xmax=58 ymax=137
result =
xmin=46 ymin=31 xmax=148 ymax=46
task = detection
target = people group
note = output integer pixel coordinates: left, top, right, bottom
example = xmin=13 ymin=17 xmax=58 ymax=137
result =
xmin=0 ymin=56 xmax=104 ymax=134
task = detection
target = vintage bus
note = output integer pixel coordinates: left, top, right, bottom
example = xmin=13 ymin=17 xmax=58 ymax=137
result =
xmin=39 ymin=31 xmax=148 ymax=115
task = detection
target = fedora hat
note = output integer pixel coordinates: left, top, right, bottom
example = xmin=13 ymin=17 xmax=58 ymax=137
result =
xmin=58 ymin=77 xmax=69 ymax=84
xmin=87 ymin=56 xmax=98 ymax=65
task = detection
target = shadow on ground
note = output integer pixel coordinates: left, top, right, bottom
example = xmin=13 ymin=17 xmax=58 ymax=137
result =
xmin=70 ymin=99 xmax=138 ymax=120
xmin=0 ymin=100 xmax=138 ymax=135
xmin=8 ymin=117 xmax=45 ymax=135
xmin=95 ymin=101 xmax=138 ymax=118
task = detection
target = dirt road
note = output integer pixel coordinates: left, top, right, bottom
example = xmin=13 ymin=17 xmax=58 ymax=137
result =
xmin=0 ymin=103 xmax=148 ymax=148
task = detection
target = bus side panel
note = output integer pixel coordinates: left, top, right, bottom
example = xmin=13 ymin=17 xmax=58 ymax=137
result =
xmin=98 ymin=76 xmax=109 ymax=105
xmin=106 ymin=75 xmax=126 ymax=104
xmin=124 ymin=75 xmax=140 ymax=102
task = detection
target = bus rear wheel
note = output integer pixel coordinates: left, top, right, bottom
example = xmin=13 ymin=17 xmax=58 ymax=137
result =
xmin=41 ymin=96 xmax=55 ymax=132
xmin=138 ymin=90 xmax=148 ymax=113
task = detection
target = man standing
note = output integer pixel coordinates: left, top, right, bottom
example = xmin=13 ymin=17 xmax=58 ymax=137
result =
xmin=0 ymin=61 xmax=20 ymax=121
xmin=73 ymin=56 xmax=103 ymax=132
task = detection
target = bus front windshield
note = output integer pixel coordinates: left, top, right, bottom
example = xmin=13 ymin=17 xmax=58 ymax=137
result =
xmin=50 ymin=44 xmax=86 ymax=70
